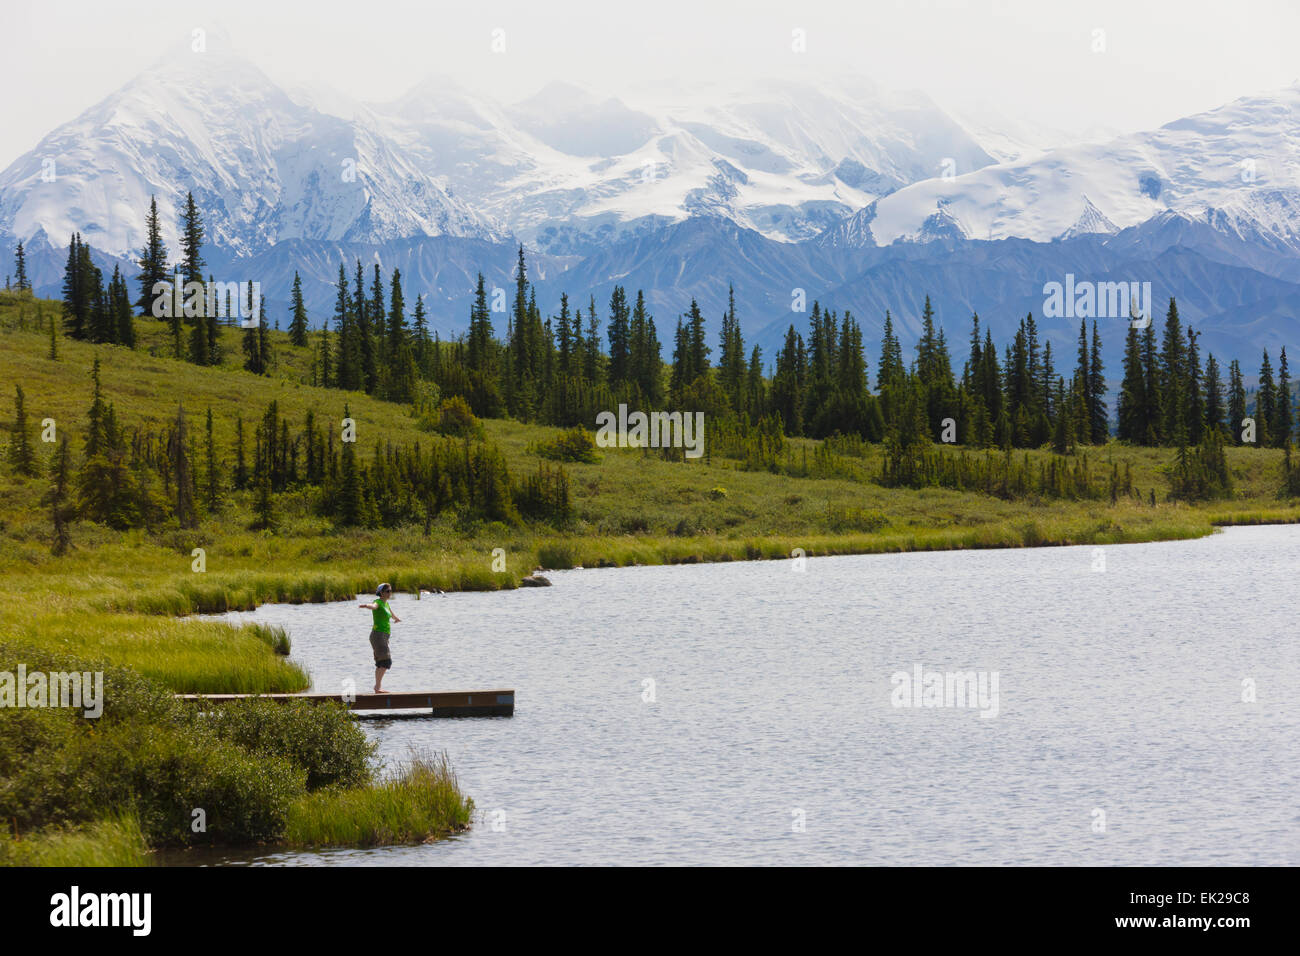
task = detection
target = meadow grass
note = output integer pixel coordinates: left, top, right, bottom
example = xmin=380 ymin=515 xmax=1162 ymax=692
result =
xmin=0 ymin=812 xmax=151 ymax=867
xmin=285 ymin=751 xmax=473 ymax=847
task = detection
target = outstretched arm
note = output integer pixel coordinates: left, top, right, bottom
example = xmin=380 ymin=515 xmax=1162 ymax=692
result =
xmin=359 ymin=602 xmax=375 ymax=610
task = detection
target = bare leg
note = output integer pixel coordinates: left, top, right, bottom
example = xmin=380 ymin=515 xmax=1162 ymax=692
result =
xmin=374 ymin=666 xmax=389 ymax=692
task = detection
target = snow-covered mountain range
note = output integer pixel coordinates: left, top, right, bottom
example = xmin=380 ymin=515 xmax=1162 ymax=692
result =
xmin=3 ymin=35 xmax=1300 ymax=369
xmin=820 ymin=84 xmax=1300 ymax=252
xmin=0 ymin=41 xmax=1002 ymax=259
xmin=0 ymin=44 xmax=507 ymax=260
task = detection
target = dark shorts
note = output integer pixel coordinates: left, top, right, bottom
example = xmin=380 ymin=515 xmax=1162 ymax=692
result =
xmin=369 ymin=629 xmax=392 ymax=668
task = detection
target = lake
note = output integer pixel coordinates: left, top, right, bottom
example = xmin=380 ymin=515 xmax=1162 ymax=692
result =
xmin=199 ymin=524 xmax=1300 ymax=865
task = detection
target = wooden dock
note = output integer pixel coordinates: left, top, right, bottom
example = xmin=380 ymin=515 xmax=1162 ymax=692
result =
xmin=176 ymin=689 xmax=514 ymax=718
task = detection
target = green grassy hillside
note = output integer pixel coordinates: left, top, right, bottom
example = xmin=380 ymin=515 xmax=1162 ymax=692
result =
xmin=3 ymin=291 xmax=1300 ymax=686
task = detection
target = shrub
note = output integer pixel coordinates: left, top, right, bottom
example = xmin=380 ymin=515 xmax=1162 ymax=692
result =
xmin=420 ymin=396 xmax=484 ymax=440
xmin=201 ymin=698 xmax=374 ymax=790
xmin=1168 ymin=430 xmax=1233 ymax=502
xmin=824 ymin=506 xmax=889 ymax=533
xmin=531 ymin=427 xmax=600 ymax=463
xmin=2 ymin=719 xmax=305 ymax=846
xmin=515 ymin=462 xmax=573 ymax=525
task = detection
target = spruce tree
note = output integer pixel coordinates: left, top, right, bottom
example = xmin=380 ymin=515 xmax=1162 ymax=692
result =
xmin=233 ymin=415 xmax=248 ymax=490
xmin=136 ymin=195 xmax=169 ymax=313
xmin=1227 ymin=360 xmax=1246 ymax=444
xmin=1140 ymin=322 xmax=1161 ymax=444
xmin=61 ymin=233 xmax=90 ymax=339
xmin=14 ymin=240 xmax=29 ymax=293
xmin=467 ymin=273 xmax=493 ymax=373
xmin=109 ymin=265 xmax=135 ymax=347
xmin=686 ymin=298 xmax=709 ymax=385
xmin=772 ymin=325 xmax=804 ymax=435
xmin=584 ymin=296 xmax=603 ymax=386
xmin=1088 ymin=322 xmax=1107 ymax=443
xmin=8 ymin=385 xmax=38 ymax=477
xmin=1257 ymin=350 xmax=1276 ymax=446
xmin=1180 ymin=327 xmax=1202 ymax=444
xmin=1118 ymin=324 xmax=1146 ymax=443
xmin=1159 ymin=299 xmax=1186 ymax=444
xmin=258 ymin=295 xmax=271 ymax=372
xmin=358 ymin=261 xmax=378 ymax=392
xmin=387 ymin=267 xmax=406 ymax=358
xmin=1274 ymin=347 xmax=1293 ymax=447
xmin=717 ymin=285 xmax=746 ymax=410
xmin=337 ymin=403 xmax=363 ymax=526
xmin=204 ymin=407 xmax=220 ymax=512
xmin=45 ymin=436 xmax=74 ymax=555
xmin=607 ymin=284 xmax=630 ymax=387
xmin=411 ymin=293 xmax=430 ymax=375
xmin=243 ymin=307 xmax=263 ymax=372
xmin=288 ymin=271 xmax=309 ymax=347
xmin=179 ymin=192 xmax=205 ymax=283
xmin=1203 ymin=353 xmax=1225 ymax=438
xmin=332 ymin=264 xmax=355 ymax=390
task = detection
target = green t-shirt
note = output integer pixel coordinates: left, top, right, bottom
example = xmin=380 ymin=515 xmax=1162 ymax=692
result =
xmin=371 ymin=598 xmax=393 ymax=633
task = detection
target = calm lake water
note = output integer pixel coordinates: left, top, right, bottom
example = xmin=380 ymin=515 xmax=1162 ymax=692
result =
xmin=197 ymin=525 xmax=1300 ymax=866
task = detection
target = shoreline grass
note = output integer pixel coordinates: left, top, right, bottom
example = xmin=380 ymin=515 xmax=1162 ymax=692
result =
xmin=0 ymin=812 xmax=152 ymax=867
xmin=285 ymin=752 xmax=473 ymax=847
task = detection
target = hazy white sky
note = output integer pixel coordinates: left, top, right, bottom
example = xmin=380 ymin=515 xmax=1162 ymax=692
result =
xmin=4 ymin=0 xmax=1298 ymax=168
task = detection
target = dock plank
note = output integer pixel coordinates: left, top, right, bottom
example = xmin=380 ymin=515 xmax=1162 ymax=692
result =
xmin=175 ymin=689 xmax=514 ymax=718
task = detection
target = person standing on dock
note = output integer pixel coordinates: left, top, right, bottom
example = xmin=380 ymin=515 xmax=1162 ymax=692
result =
xmin=359 ymin=584 xmax=401 ymax=692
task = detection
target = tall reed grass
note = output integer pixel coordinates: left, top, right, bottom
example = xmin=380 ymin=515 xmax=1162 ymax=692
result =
xmin=0 ymin=812 xmax=151 ymax=867
xmin=285 ymin=751 xmax=473 ymax=847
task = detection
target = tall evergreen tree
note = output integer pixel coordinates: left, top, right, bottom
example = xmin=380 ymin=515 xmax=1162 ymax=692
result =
xmin=411 ymin=293 xmax=430 ymax=375
xmin=607 ymin=284 xmax=631 ymax=388
xmin=1227 ymin=360 xmax=1247 ymax=445
xmin=108 ymin=265 xmax=135 ymax=347
xmin=1257 ymin=349 xmax=1276 ymax=447
xmin=288 ymin=271 xmax=309 ymax=346
xmin=1185 ymin=327 xmax=1204 ymax=444
xmin=467 ymin=273 xmax=493 ymax=373
xmin=332 ymin=264 xmax=356 ymax=390
xmin=717 ymin=285 xmax=746 ymax=410
xmin=1203 ymin=352 xmax=1225 ymax=439
xmin=14 ymin=240 xmax=29 ymax=293
xmin=584 ymin=295 xmax=603 ymax=386
xmin=771 ymin=325 xmax=805 ymax=435
xmin=1118 ymin=324 xmax=1146 ymax=443
xmin=8 ymin=385 xmax=38 ymax=477
xmin=387 ymin=267 xmax=406 ymax=357
xmin=179 ymin=192 xmax=205 ymax=283
xmin=136 ymin=195 xmax=169 ymax=312
xmin=1275 ymin=347 xmax=1293 ymax=447
xmin=337 ymin=403 xmax=363 ymax=526
xmin=45 ymin=436 xmax=74 ymax=555
xmin=61 ymin=233 xmax=90 ymax=339
xmin=1088 ymin=321 xmax=1107 ymax=443
xmin=1159 ymin=299 xmax=1187 ymax=445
